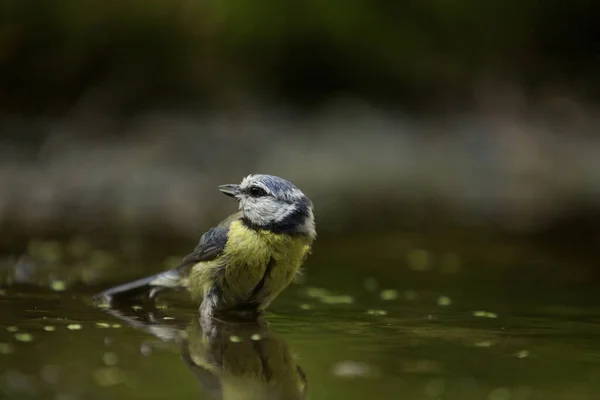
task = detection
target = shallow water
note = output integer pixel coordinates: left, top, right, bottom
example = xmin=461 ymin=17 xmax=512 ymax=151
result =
xmin=1 ymin=239 xmax=600 ymax=400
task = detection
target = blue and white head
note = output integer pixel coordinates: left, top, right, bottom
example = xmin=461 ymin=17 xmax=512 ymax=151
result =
xmin=219 ymin=174 xmax=315 ymax=239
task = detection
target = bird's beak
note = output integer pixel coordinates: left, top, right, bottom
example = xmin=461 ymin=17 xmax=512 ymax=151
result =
xmin=218 ymin=184 xmax=240 ymax=198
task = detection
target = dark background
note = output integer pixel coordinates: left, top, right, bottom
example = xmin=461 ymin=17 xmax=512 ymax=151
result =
xmin=1 ymin=0 xmax=599 ymax=277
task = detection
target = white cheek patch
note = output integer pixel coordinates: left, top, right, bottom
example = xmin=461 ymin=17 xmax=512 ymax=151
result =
xmin=242 ymin=197 xmax=294 ymax=226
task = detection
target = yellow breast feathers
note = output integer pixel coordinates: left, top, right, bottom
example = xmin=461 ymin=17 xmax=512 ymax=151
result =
xmin=190 ymin=220 xmax=311 ymax=309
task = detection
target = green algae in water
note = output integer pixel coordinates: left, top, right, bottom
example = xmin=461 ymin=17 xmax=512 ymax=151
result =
xmin=305 ymin=287 xmax=355 ymax=304
xmin=366 ymin=309 xmax=387 ymax=316
xmin=437 ymin=296 xmax=452 ymax=306
xmin=515 ymin=350 xmax=530 ymax=359
xmin=379 ymin=289 xmax=399 ymax=300
xmin=473 ymin=310 xmax=498 ymax=318
xmin=14 ymin=333 xmax=33 ymax=342
xmin=320 ymin=295 xmax=354 ymax=305
xmin=250 ymin=334 xmax=262 ymax=341
xmin=406 ymin=248 xmax=433 ymax=271
xmin=305 ymin=287 xmax=331 ymax=298
xmin=51 ymin=280 xmax=67 ymax=292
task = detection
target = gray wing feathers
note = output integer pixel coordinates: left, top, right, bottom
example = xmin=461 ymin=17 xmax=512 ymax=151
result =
xmin=93 ymin=218 xmax=232 ymax=304
xmin=176 ymin=225 xmax=230 ymax=272
xmin=93 ymin=269 xmax=183 ymax=304
xmin=149 ymin=269 xmax=185 ymax=288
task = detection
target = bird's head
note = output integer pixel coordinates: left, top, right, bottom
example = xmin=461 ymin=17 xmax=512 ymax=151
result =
xmin=219 ymin=174 xmax=315 ymax=239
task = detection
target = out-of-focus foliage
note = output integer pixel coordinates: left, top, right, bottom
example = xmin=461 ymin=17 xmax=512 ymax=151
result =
xmin=1 ymin=0 xmax=599 ymax=114
xmin=1 ymin=0 xmax=600 ymax=260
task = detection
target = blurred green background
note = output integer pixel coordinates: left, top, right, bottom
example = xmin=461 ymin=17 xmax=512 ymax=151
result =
xmin=1 ymin=0 xmax=600 ymax=270
xmin=1 ymin=0 xmax=600 ymax=113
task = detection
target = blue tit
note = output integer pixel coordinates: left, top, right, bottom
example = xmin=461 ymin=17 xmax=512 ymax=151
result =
xmin=94 ymin=174 xmax=316 ymax=317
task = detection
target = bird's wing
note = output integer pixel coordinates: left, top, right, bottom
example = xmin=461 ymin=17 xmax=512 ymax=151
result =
xmin=93 ymin=212 xmax=240 ymax=304
xmin=175 ymin=212 xmax=241 ymax=273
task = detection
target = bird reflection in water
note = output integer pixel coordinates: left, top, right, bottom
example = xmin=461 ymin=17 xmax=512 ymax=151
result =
xmin=103 ymin=307 xmax=307 ymax=400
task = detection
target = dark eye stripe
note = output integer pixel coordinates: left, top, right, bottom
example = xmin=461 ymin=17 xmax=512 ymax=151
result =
xmin=248 ymin=186 xmax=268 ymax=197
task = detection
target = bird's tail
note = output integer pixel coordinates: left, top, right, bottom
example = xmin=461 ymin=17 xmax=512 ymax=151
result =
xmin=93 ymin=269 xmax=183 ymax=305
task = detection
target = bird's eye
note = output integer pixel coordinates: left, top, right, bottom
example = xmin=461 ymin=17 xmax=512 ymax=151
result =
xmin=248 ymin=186 xmax=268 ymax=197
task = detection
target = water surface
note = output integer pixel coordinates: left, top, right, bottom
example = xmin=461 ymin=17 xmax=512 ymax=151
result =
xmin=1 ymin=239 xmax=600 ymax=400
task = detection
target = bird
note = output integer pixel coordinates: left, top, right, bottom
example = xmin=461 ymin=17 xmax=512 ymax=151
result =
xmin=93 ymin=174 xmax=316 ymax=317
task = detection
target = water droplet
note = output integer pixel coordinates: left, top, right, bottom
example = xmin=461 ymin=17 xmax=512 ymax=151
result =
xmin=66 ymin=324 xmax=82 ymax=331
xmin=380 ymin=289 xmax=399 ymax=301
xmin=95 ymin=322 xmax=111 ymax=329
xmin=305 ymin=287 xmax=330 ymax=298
xmin=44 ymin=326 xmax=56 ymax=332
xmin=366 ymin=309 xmax=387 ymax=316
xmin=15 ymin=333 xmax=33 ymax=342
xmin=229 ymin=335 xmax=242 ymax=343
xmin=51 ymin=280 xmax=67 ymax=292
xmin=437 ymin=296 xmax=452 ymax=306
xmin=407 ymin=249 xmax=433 ymax=271
xmin=250 ymin=334 xmax=262 ymax=341
xmin=332 ymin=360 xmax=372 ymax=378
xmin=515 ymin=350 xmax=530 ymax=359
xmin=319 ymin=295 xmax=354 ymax=305
xmin=473 ymin=311 xmax=498 ymax=319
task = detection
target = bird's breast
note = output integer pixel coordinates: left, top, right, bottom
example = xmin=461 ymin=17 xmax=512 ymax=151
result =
xmin=218 ymin=220 xmax=311 ymax=308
